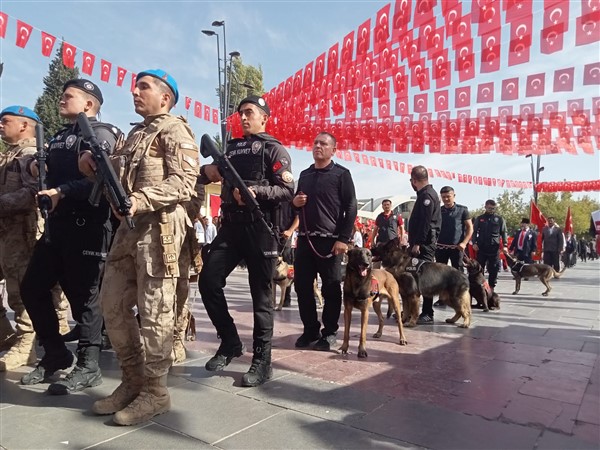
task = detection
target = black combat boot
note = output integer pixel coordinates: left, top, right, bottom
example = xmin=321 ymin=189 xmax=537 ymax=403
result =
xmin=205 ymin=339 xmax=245 ymax=371
xmin=47 ymin=345 xmax=102 ymax=395
xmin=61 ymin=323 xmax=81 ymax=342
xmin=21 ymin=346 xmax=74 ymax=385
xmin=241 ymin=342 xmax=272 ymax=387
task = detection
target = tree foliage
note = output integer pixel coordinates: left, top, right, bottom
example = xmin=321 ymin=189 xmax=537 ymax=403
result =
xmin=34 ymin=42 xmax=79 ymax=138
xmin=469 ymin=189 xmax=600 ymax=237
xmin=225 ymin=58 xmax=265 ymax=115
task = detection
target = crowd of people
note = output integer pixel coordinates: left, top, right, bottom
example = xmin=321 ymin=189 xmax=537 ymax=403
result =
xmin=0 ymin=72 xmax=597 ymax=429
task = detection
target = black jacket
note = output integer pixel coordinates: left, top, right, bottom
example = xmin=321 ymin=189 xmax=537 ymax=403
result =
xmin=408 ymin=184 xmax=441 ymax=246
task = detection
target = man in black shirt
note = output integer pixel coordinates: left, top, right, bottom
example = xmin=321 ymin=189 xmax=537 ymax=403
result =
xmin=435 ymin=186 xmax=472 ymax=271
xmin=407 ymin=166 xmax=441 ymax=325
xmin=20 ymin=79 xmax=122 ymax=394
xmin=293 ymin=132 xmax=357 ymax=351
xmin=199 ymin=96 xmax=294 ymax=387
xmin=370 ymin=199 xmax=405 ymax=247
xmin=472 ymin=199 xmax=508 ymax=289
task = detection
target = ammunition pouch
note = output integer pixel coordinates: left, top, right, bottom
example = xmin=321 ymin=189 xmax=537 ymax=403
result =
xmin=159 ymin=210 xmax=178 ymax=276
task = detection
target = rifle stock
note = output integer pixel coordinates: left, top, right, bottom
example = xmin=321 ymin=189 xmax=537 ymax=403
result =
xmin=77 ymin=113 xmax=134 ymax=229
xmin=199 ymin=134 xmax=273 ymax=236
xmin=35 ymin=123 xmax=52 ymax=243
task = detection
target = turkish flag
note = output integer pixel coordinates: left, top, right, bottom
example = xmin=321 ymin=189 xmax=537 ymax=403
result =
xmin=584 ymin=62 xmax=600 ymax=85
xmin=62 ymin=42 xmax=76 ymax=68
xmin=475 ymin=2 xmax=502 ymax=36
xmin=476 ymin=82 xmax=494 ymax=103
xmin=530 ymin=200 xmax=547 ymax=233
xmin=393 ymin=0 xmax=412 ymax=37
xmin=193 ymin=102 xmax=202 ymax=118
xmin=184 ymin=97 xmax=191 ymax=110
xmin=450 ymin=14 xmax=472 ymax=47
xmin=501 ymin=77 xmax=519 ymax=101
xmin=576 ymin=11 xmax=600 ymax=46
xmin=411 ymin=60 xmax=430 ymax=91
xmin=374 ymin=4 xmax=390 ymax=54
xmin=314 ymin=53 xmax=326 ymax=83
xmin=40 ymin=32 xmax=56 ymax=57
xmin=508 ymin=13 xmax=532 ymax=66
xmin=357 ymin=19 xmax=371 ymax=57
xmin=302 ymin=61 xmax=314 ymax=90
xmin=455 ymin=40 xmax=474 ymax=82
xmin=341 ymin=31 xmax=354 ymax=67
xmin=505 ymin=0 xmax=532 ymax=22
xmin=443 ymin=2 xmax=462 ymax=37
xmin=540 ymin=23 xmax=566 ymax=54
xmin=204 ymin=105 xmax=211 ymax=121
xmin=0 ymin=12 xmax=7 ymax=38
xmin=413 ymin=0 xmax=436 ymax=28
xmin=15 ymin=20 xmax=33 ymax=48
xmin=542 ymin=101 xmax=559 ymax=119
xmin=455 ymin=86 xmax=471 ymax=108
xmin=212 ymin=108 xmax=219 ymax=124
xmin=480 ymin=28 xmax=501 ymax=73
xmin=426 ymin=26 xmax=444 ymax=57
xmin=498 ymin=105 xmax=513 ymax=123
xmin=525 ymin=73 xmax=545 ymax=97
xmin=520 ymin=103 xmax=535 ymax=121
xmin=327 ymin=43 xmax=339 ymax=76
xmin=395 ymin=96 xmax=409 ymax=115
xmin=432 ymin=49 xmax=451 ymax=86
xmin=434 ymin=90 xmax=448 ymax=112
xmin=130 ymin=73 xmax=137 ymax=93
xmin=116 ymin=67 xmax=127 ymax=87
xmin=82 ymin=51 xmax=95 ymax=76
xmin=414 ymin=93 xmax=428 ymax=114
xmin=391 ymin=67 xmax=406 ymax=95
xmin=553 ymin=67 xmax=574 ymax=92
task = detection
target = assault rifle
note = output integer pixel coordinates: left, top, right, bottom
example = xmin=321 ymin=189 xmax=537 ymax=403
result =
xmin=77 ymin=113 xmax=135 ymax=229
xmin=35 ymin=123 xmax=52 ymax=243
xmin=199 ymin=134 xmax=274 ymax=237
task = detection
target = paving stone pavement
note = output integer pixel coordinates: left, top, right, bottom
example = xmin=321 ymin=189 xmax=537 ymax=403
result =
xmin=1 ymin=259 xmax=599 ymax=449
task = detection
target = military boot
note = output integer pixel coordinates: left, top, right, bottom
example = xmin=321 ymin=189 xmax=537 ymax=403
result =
xmin=241 ymin=342 xmax=272 ymax=387
xmin=172 ymin=334 xmax=187 ymax=364
xmin=47 ymin=346 xmax=102 ymax=395
xmin=0 ymin=332 xmax=36 ymax=371
xmin=92 ymin=364 xmax=144 ymax=415
xmin=20 ymin=347 xmax=74 ymax=385
xmin=205 ymin=339 xmax=245 ymax=371
xmin=113 ymin=375 xmax=170 ymax=426
xmin=0 ymin=315 xmax=16 ymax=352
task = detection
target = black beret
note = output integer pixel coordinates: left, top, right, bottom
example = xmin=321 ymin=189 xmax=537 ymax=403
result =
xmin=63 ymin=79 xmax=104 ymax=105
xmin=237 ymin=95 xmax=270 ymax=116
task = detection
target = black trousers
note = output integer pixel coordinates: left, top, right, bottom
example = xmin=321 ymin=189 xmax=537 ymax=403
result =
xmin=294 ymin=236 xmax=343 ymax=337
xmin=515 ymin=250 xmax=534 ymax=264
xmin=21 ymin=216 xmax=110 ymax=354
xmin=416 ymin=243 xmax=436 ymax=316
xmin=435 ymin=247 xmax=464 ymax=271
xmin=543 ymin=251 xmax=561 ymax=271
xmin=199 ymin=221 xmax=276 ymax=347
xmin=476 ymin=249 xmax=500 ymax=288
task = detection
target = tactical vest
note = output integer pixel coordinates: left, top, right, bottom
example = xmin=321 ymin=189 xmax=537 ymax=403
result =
xmin=376 ymin=213 xmax=399 ymax=244
xmin=117 ymin=115 xmax=191 ymax=194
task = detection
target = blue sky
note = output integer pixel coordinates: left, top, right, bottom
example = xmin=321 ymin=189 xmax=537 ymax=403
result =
xmin=0 ymin=0 xmax=598 ymax=210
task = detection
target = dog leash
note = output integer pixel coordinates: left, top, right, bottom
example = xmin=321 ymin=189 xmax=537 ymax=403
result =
xmin=300 ymin=207 xmax=333 ymax=259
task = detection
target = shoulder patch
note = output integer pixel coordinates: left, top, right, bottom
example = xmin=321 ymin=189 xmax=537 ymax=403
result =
xmin=423 ymin=199 xmax=431 ymax=206
xmin=282 ymin=171 xmax=294 ymax=183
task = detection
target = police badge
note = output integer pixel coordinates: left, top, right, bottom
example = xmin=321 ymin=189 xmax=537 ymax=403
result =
xmin=65 ymin=135 xmax=78 ymax=149
xmin=252 ymin=141 xmax=262 ymax=154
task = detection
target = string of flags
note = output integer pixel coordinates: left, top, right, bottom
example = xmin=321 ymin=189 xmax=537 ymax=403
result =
xmin=0 ymin=12 xmax=219 ymax=124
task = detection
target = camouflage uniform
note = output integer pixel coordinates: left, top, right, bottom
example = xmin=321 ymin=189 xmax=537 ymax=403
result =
xmin=0 ymin=138 xmax=39 ymax=369
xmin=95 ymin=114 xmax=198 ymax=421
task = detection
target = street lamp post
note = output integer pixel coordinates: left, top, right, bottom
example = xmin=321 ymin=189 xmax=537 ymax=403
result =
xmin=212 ymin=21 xmax=229 ymax=145
xmin=526 ymin=154 xmax=545 ymax=203
xmin=201 ymin=29 xmax=223 ymax=140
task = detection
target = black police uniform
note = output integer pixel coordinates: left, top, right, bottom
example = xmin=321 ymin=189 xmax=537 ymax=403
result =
xmin=472 ymin=211 xmax=508 ymax=288
xmin=198 ymin=132 xmax=293 ymax=362
xmin=435 ymin=203 xmax=470 ymax=271
xmin=294 ymin=161 xmax=357 ymax=340
xmin=21 ymin=118 xmax=120 ymax=375
xmin=408 ymin=184 xmax=441 ymax=318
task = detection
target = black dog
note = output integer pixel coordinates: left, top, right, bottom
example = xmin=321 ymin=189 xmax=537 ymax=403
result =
xmin=463 ymin=255 xmax=500 ymax=311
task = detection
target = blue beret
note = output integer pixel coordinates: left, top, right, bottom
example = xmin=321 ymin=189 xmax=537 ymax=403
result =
xmin=0 ymin=105 xmax=41 ymax=123
xmin=136 ymin=69 xmax=179 ymax=104
xmin=63 ymin=79 xmax=104 ymax=105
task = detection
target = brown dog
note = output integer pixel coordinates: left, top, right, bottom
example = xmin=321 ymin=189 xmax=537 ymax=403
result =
xmin=272 ymin=257 xmax=323 ymax=311
xmin=340 ymin=248 xmax=407 ymax=358
xmin=373 ymin=239 xmax=472 ymax=328
xmin=463 ymin=255 xmax=500 ymax=311
xmin=503 ymin=251 xmax=565 ymax=296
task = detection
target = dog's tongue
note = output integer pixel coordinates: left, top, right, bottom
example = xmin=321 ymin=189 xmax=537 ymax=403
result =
xmin=361 ymin=268 xmax=368 ymax=277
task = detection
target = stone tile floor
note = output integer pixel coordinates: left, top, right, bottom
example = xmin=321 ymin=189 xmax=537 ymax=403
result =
xmin=1 ymin=259 xmax=598 ymax=449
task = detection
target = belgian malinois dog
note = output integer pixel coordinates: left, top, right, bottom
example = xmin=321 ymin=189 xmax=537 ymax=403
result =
xmin=503 ymin=251 xmax=565 ymax=296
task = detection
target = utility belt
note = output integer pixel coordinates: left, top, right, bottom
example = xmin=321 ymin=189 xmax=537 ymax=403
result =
xmin=49 ymin=209 xmax=108 ymax=226
xmin=298 ymin=231 xmax=339 ymax=239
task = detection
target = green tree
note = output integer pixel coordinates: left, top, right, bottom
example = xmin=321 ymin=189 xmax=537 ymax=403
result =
xmin=34 ymin=42 xmax=79 ymax=138
xmin=225 ymin=58 xmax=265 ymax=116
xmin=537 ymin=192 xmax=600 ymax=237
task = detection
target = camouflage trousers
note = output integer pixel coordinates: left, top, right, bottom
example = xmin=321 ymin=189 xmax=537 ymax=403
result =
xmin=101 ymin=208 xmax=187 ymax=378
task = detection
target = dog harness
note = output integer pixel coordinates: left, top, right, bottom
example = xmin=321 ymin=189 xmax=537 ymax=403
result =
xmin=405 ymin=258 xmax=427 ymax=275
xmin=512 ymin=261 xmax=526 ymax=274
xmin=370 ymin=276 xmax=380 ymax=302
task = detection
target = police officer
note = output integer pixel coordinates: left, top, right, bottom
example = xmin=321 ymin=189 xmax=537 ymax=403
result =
xmin=435 ymin=186 xmax=473 ymax=271
xmin=407 ymin=165 xmax=441 ymax=325
xmin=20 ymin=80 xmax=122 ymax=394
xmin=472 ymin=199 xmax=508 ymax=289
xmin=370 ymin=198 xmax=405 ymax=247
xmin=293 ymin=132 xmax=357 ymax=350
xmin=79 ymin=69 xmax=199 ymax=425
xmin=199 ymin=95 xmax=294 ymax=387
xmin=0 ymin=106 xmax=42 ymax=371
